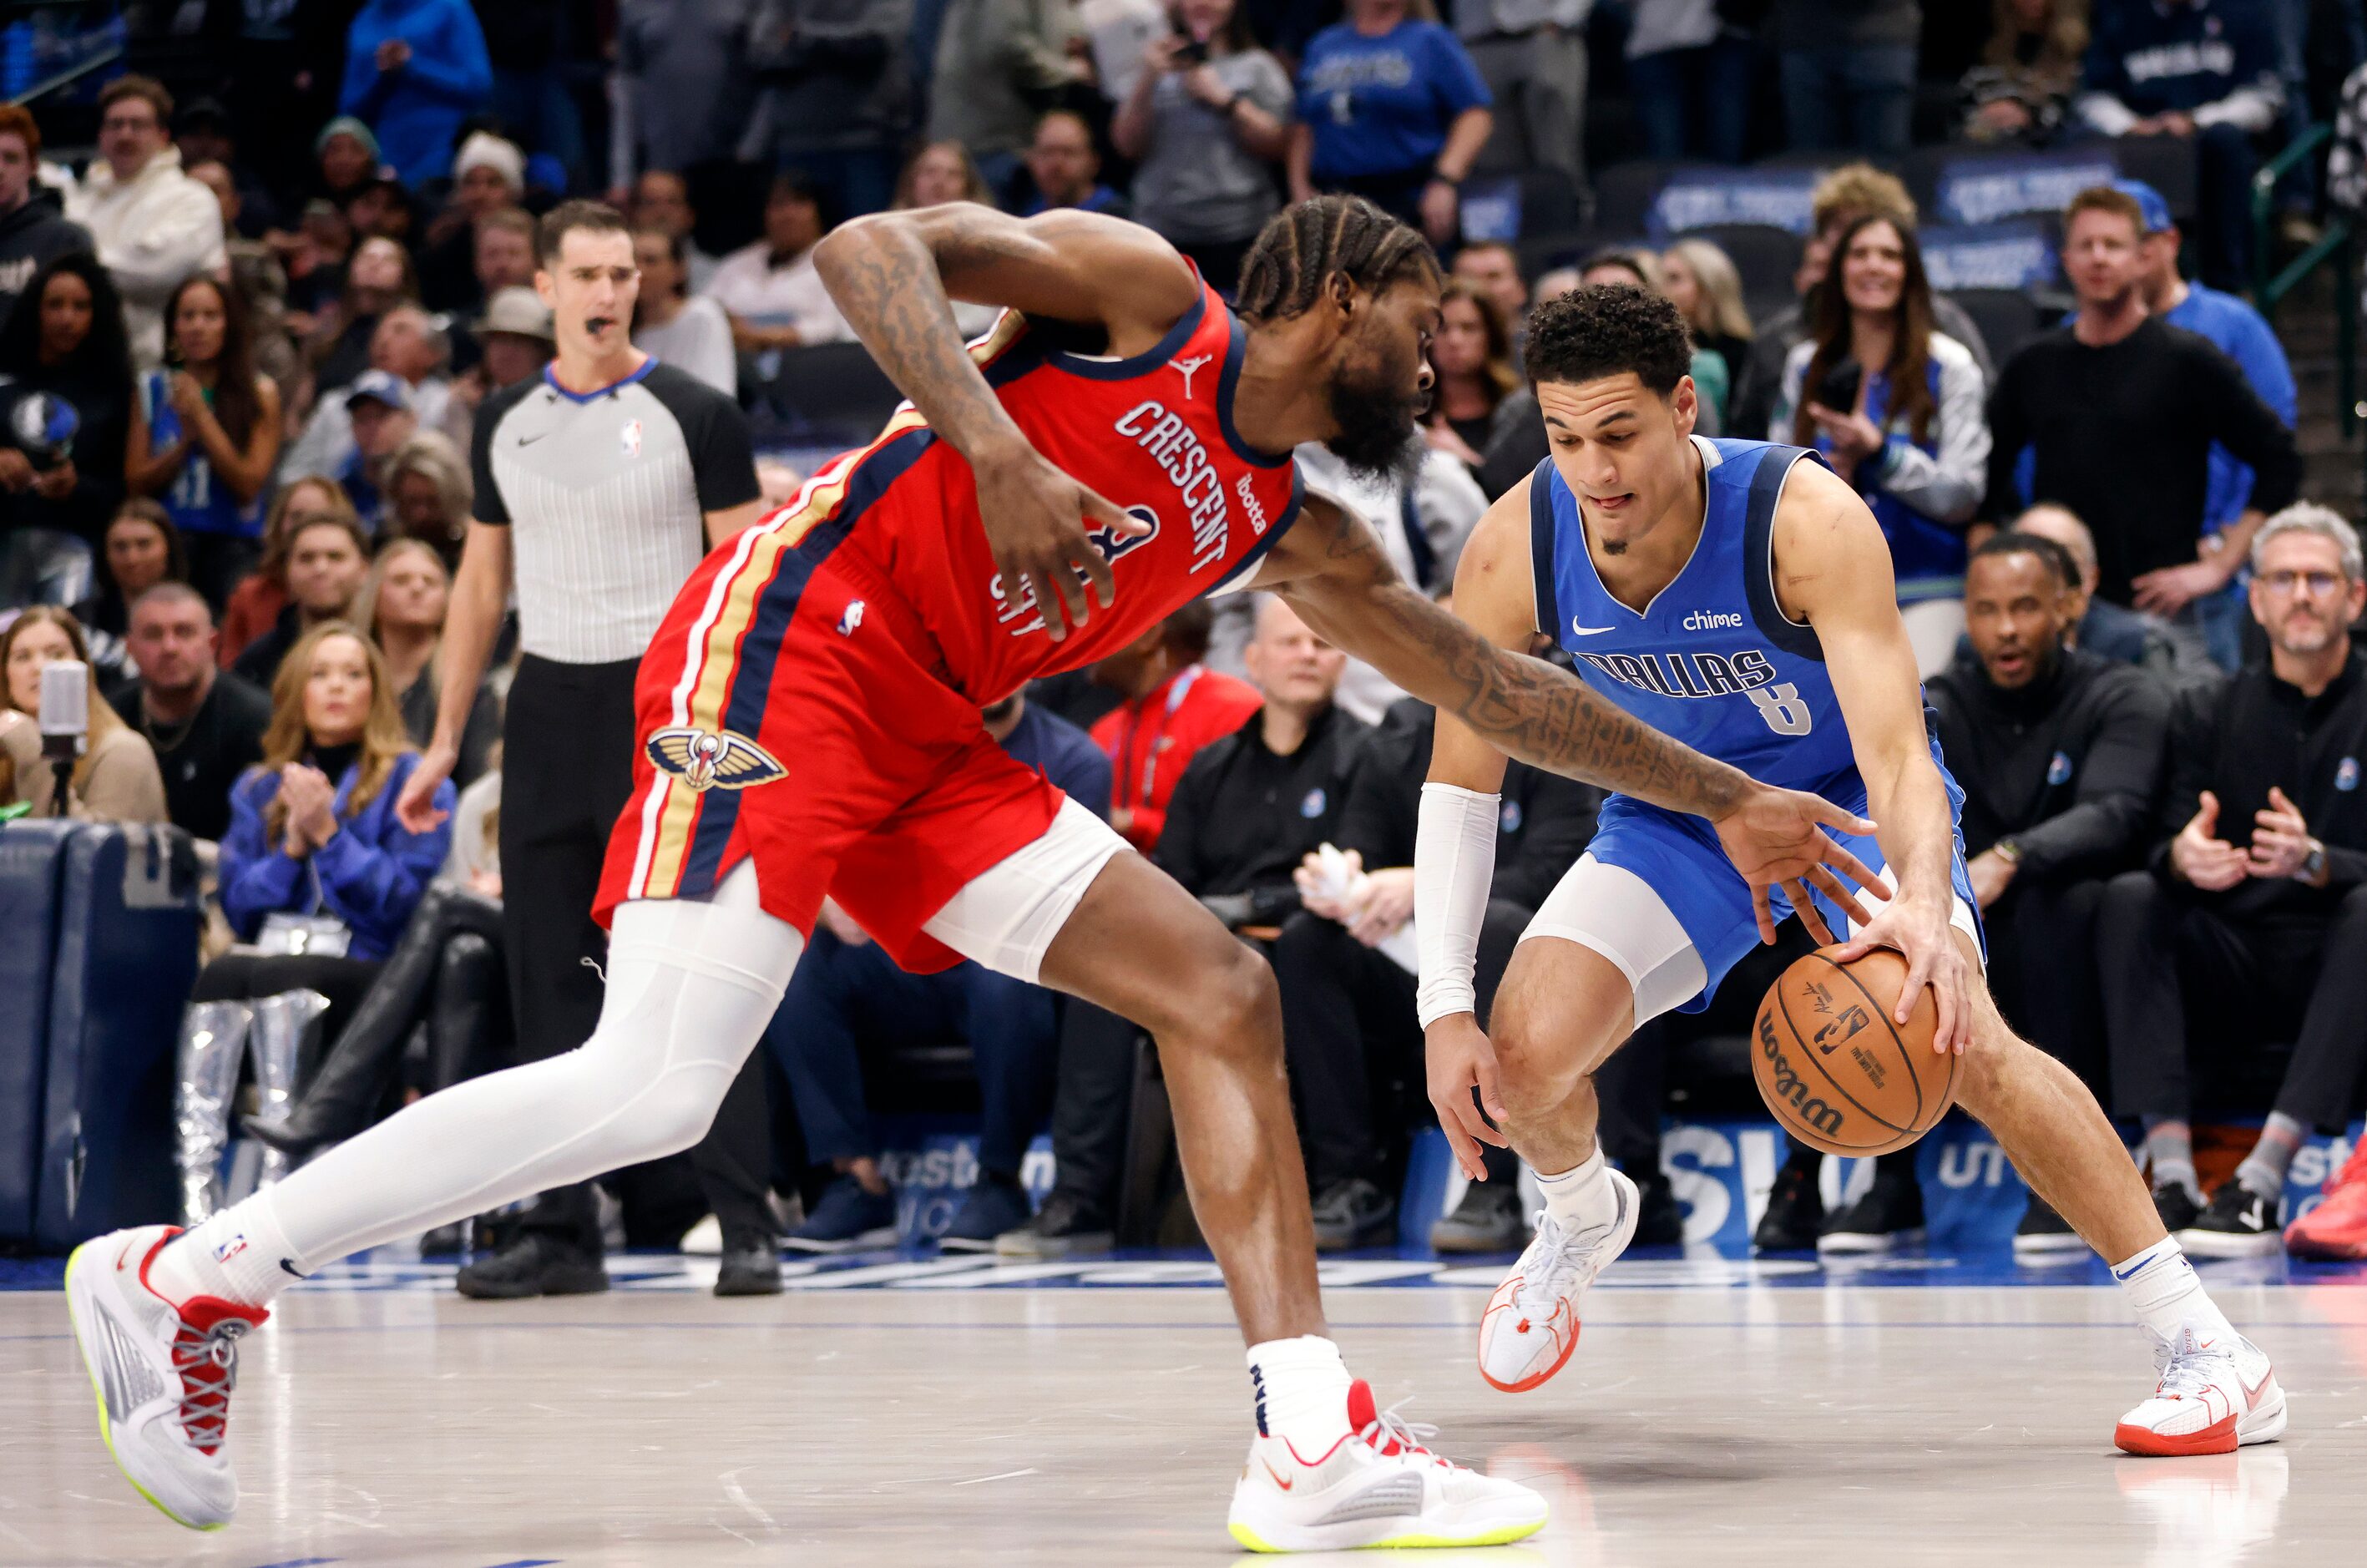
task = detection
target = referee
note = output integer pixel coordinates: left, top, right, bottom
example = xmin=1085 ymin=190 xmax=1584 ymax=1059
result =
xmin=395 ymin=200 xmax=780 ymax=1297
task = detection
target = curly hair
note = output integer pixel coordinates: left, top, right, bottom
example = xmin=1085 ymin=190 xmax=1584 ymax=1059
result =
xmin=1524 ymin=284 xmax=1694 ymax=397
xmin=1235 ymin=195 xmax=1439 ymax=325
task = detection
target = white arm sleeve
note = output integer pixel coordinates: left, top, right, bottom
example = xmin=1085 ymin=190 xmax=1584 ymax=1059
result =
xmin=1415 ymin=782 xmax=1501 ymax=1028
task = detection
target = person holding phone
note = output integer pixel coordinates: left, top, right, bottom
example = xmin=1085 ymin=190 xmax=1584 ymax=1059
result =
xmin=1112 ymin=0 xmax=1294 ymax=294
xmin=1774 ymin=211 xmax=1991 ymax=676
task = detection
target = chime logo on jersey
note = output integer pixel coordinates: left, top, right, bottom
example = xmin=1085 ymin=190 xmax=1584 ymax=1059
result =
xmin=1575 ymin=646 xmax=1779 ymax=701
xmin=646 ymin=726 xmax=786 ymax=792
xmin=990 ymin=505 xmax=1161 ymax=633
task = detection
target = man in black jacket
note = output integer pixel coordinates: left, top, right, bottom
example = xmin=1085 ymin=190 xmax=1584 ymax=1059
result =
xmin=2098 ymin=505 xmax=2367 ymax=1258
xmin=1275 ymin=696 xmax=1602 ymax=1251
xmin=997 ymin=596 xmax=1368 ymax=1257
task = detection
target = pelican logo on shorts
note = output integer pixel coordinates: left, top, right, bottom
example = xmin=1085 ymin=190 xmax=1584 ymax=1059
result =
xmin=620 ymin=417 xmax=644 ymax=458
xmin=2047 ymin=751 xmax=2073 ymax=787
xmin=2339 ymin=756 xmax=2360 ymax=792
xmin=646 ymin=726 xmax=786 ymax=792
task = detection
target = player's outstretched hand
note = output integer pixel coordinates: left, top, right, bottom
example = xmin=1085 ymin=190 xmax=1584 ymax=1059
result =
xmin=974 ymin=440 xmax=1151 ymax=642
xmin=1832 ymin=894 xmax=1975 ymax=1056
xmin=1711 ymin=783 xmax=1881 ymax=945
xmin=1424 ymin=1014 xmax=1510 ymax=1181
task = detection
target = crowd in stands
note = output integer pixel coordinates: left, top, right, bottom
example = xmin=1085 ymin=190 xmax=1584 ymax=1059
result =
xmin=2 ymin=0 xmax=2365 ymax=1282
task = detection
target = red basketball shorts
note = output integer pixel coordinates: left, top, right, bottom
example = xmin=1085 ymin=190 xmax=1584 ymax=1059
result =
xmin=594 ymin=430 xmax=1065 ymax=974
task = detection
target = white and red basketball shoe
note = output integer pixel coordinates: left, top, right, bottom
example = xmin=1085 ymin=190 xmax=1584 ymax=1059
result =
xmin=1476 ymin=1168 xmax=1639 ymax=1393
xmin=1226 ymin=1378 xmax=1547 ymax=1551
xmin=64 ymin=1225 xmax=266 ymax=1529
xmin=2114 ymin=1324 xmax=2286 ymax=1457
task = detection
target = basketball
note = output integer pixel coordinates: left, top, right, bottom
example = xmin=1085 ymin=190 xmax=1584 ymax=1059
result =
xmin=1752 ymin=946 xmax=1956 ymax=1156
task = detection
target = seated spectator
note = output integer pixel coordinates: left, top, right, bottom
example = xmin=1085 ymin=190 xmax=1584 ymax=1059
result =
xmin=1087 ymin=601 xmax=1262 ymax=856
xmin=276 ymin=198 xmax=354 ymax=336
xmin=1771 ymin=0 xmax=1917 ymax=158
xmin=1112 ymin=0 xmax=1292 ymax=293
xmin=326 ymin=371 xmax=422 ymax=530
xmin=1289 ymin=0 xmax=1492 ymax=246
xmin=441 ymin=208 xmax=537 ymax=372
xmin=187 ymin=159 xmax=301 ymax=399
xmin=927 ymin=0 xmax=1090 ymax=200
xmin=2098 ymin=507 xmax=2367 ymax=1261
xmin=306 ymin=117 xmax=385 ymax=211
xmin=632 ymin=227 xmax=736 ymax=397
xmin=108 ymin=583 xmax=273 ymax=842
xmin=1624 ymin=0 xmax=1755 ymax=163
xmin=1576 ymin=253 xmax=1727 ymax=432
xmin=357 ymin=536 xmax=498 ymax=787
xmin=86 ymin=500 xmax=186 ymax=649
xmin=0 ymin=104 xmax=93 ymax=324
xmin=1961 ymin=0 xmax=2088 ymax=145
xmin=1774 ymin=212 xmax=1990 ymax=675
xmin=2008 ymin=503 xmax=2204 ymax=679
xmin=220 ymin=478 xmax=357 ymax=670
xmin=1656 ymin=237 xmax=1753 ymax=391
xmin=442 ymin=286 xmax=554 ymax=453
xmin=1983 ymin=187 xmax=2299 ymax=630
xmin=1021 ymin=109 xmax=1130 ymax=220
xmin=64 ymin=76 xmax=227 ymax=371
xmin=126 ymin=276 xmax=285 ymax=604
xmin=890 ymin=142 xmax=1004 ymax=338
xmin=381 ymin=431 xmax=472 ymax=569
xmin=339 ymin=0 xmax=493 ymax=190
xmin=289 ymin=307 xmax=452 ymax=509
xmin=2120 ymin=178 xmax=2297 ymax=673
xmin=1278 ymin=685 xmax=1602 ymax=1250
xmin=173 ymin=96 xmax=276 ymax=238
xmin=0 ymin=254 xmax=136 ymax=580
xmin=1803 ymin=533 xmax=2168 ymax=1256
xmin=418 ymin=134 xmax=526 ymax=313
xmin=628 ymin=169 xmax=721 ymax=294
xmin=233 ymin=513 xmax=372 ymax=687
xmin=1451 ymin=240 xmax=1529 ymax=340
xmin=1731 ymin=164 xmax=1995 ymax=446
xmin=310 ymin=235 xmax=417 ymax=395
xmin=1000 ymin=596 xmax=1367 ymax=1257
xmin=0 ymin=604 xmax=167 ymax=822
xmin=703 ymin=174 xmax=852 ymax=357
xmin=767 ymin=690 xmax=1112 ymax=1252
xmin=2076 ymin=0 xmax=2280 ymax=291
xmin=1423 ymin=280 xmax=1534 ymax=495
xmin=200 ymin=621 xmax=453 ymax=1076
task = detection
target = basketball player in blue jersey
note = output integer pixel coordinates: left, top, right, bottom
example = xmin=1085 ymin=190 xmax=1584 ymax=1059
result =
xmin=1407 ymin=286 xmax=2284 ymax=1456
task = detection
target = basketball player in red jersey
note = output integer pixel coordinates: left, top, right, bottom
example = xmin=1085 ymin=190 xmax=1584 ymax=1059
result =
xmin=67 ymin=197 xmax=1884 ymax=1552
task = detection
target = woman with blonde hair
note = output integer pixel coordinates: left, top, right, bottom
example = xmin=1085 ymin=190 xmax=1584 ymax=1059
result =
xmin=355 ymin=538 xmax=498 ymax=787
xmin=219 ymin=478 xmax=358 ymax=669
xmin=1656 ymin=236 xmax=1755 ymax=387
xmin=0 ymin=604 xmax=166 ymax=822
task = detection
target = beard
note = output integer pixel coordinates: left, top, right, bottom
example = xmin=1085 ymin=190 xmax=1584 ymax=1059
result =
xmin=2273 ymin=612 xmax=2339 ymax=656
xmin=1322 ymin=366 xmax=1424 ymax=487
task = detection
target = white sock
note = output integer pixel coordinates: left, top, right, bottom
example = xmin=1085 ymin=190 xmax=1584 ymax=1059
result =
xmin=1247 ymin=1335 xmax=1353 ymax=1454
xmin=2112 ymin=1237 xmax=2235 ymax=1348
xmin=150 ymin=1194 xmax=303 ymax=1311
xmin=1536 ymin=1148 xmax=1618 ymax=1232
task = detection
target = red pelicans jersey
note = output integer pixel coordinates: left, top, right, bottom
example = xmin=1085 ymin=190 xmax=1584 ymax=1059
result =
xmin=597 ymin=280 xmax=1305 ymax=968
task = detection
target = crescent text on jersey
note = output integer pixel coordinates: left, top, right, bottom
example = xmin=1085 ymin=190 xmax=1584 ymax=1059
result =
xmin=1114 ymin=399 xmax=1233 ymax=571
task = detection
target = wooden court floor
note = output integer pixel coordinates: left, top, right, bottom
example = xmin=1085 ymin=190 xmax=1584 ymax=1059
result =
xmin=4 ymin=1262 xmax=2364 ymax=1566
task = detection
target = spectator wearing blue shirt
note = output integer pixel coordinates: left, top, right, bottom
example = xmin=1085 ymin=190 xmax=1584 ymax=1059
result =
xmin=1019 ymin=109 xmax=1132 ymax=219
xmin=2120 ymin=178 xmax=2295 ymax=670
xmin=340 ymin=0 xmax=494 ymax=190
xmin=765 ymin=691 xmax=1115 ymax=1254
xmin=2076 ymin=0 xmax=2284 ymax=291
xmin=1288 ymin=0 xmax=1493 ymax=246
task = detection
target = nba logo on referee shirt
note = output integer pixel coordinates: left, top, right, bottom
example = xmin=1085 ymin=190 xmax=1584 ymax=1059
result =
xmin=620 ymin=418 xmax=643 ymax=458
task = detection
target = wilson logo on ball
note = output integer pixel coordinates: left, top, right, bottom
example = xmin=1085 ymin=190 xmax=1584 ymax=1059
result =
xmin=1755 ymin=1014 xmax=1847 ymax=1141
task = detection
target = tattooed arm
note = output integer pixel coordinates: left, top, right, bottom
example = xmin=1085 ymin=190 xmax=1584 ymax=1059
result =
xmin=811 ymin=203 xmax=1202 ymax=640
xmin=1263 ymin=483 xmax=1881 ymax=918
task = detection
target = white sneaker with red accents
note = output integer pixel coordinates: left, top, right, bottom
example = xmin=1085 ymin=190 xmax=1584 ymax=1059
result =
xmin=1226 ymin=1378 xmax=1546 ymax=1552
xmin=1477 ymin=1167 xmax=1639 ymax=1393
xmin=2114 ymin=1325 xmax=2286 ymax=1457
xmin=64 ymin=1225 xmax=267 ymax=1529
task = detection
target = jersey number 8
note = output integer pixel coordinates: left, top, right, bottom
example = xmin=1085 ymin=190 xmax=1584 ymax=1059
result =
xmin=1747 ymin=682 xmax=1813 ymax=736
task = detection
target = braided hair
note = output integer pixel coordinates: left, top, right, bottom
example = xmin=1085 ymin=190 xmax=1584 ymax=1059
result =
xmin=1235 ymin=195 xmax=1439 ymax=324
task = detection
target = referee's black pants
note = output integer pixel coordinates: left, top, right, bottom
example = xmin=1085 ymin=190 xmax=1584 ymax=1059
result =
xmin=499 ymin=655 xmax=778 ymax=1250
xmin=2096 ymin=870 xmax=2367 ymax=1132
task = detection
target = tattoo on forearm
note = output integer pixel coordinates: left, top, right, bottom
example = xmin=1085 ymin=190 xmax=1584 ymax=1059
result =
xmin=814 ymin=215 xmax=1021 ymax=458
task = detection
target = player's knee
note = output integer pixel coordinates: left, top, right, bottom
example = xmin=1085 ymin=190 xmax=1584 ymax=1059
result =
xmin=1489 ymin=992 xmax=1591 ymax=1113
xmin=1157 ymin=938 xmax=1280 ymax=1063
xmin=609 ymin=1069 xmax=729 ymax=1162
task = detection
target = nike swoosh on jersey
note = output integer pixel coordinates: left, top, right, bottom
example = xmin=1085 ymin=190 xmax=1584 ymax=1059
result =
xmin=1570 ymin=624 xmax=1619 ymax=636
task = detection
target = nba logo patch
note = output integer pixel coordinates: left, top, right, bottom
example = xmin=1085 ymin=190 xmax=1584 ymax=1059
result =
xmin=2339 ymin=757 xmax=2360 ymax=792
xmin=213 ymin=1234 xmax=248 ymax=1264
xmin=1500 ymin=801 xmax=1523 ymax=833
xmin=1300 ymin=787 xmax=1327 ymax=818
xmin=2046 ymin=751 xmax=2072 ymax=787
xmin=837 ymin=599 xmax=865 ymax=636
xmin=620 ymin=418 xmax=643 ymax=458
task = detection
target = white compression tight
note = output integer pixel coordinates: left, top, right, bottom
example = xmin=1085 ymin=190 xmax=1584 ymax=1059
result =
xmin=169 ymin=865 xmax=803 ymax=1307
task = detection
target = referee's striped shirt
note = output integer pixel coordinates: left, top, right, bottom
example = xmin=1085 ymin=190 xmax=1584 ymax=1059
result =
xmin=469 ymin=360 xmax=761 ymax=665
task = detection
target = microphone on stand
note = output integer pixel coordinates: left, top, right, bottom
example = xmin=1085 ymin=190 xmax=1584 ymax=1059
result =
xmin=38 ymin=659 xmax=87 ymax=817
